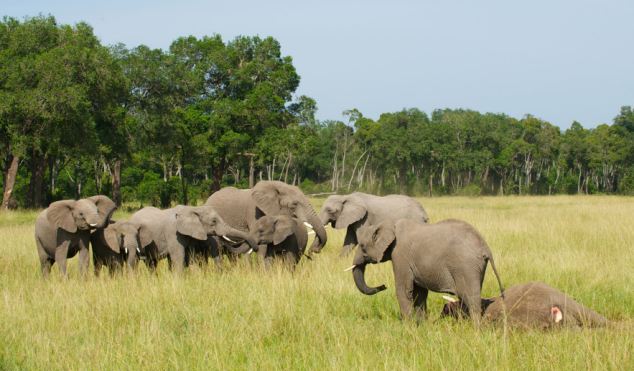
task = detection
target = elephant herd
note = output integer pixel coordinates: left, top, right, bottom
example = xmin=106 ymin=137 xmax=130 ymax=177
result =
xmin=34 ymin=181 xmax=608 ymax=329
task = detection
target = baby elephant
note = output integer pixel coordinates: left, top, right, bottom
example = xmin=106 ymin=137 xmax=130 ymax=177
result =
xmin=252 ymin=215 xmax=308 ymax=268
xmin=350 ymin=219 xmax=504 ymax=322
xmin=90 ymin=220 xmax=152 ymax=276
xmin=441 ymin=281 xmax=608 ymax=329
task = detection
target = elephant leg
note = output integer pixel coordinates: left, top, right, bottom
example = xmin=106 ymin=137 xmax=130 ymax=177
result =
xmin=340 ymin=227 xmax=358 ymax=257
xmin=169 ymin=246 xmax=186 ymax=274
xmin=54 ymin=241 xmax=70 ymax=277
xmin=283 ymin=250 xmax=300 ymax=269
xmin=454 ymin=272 xmax=483 ymax=324
xmin=395 ymin=274 xmax=417 ymax=321
xmin=412 ymin=285 xmax=429 ymax=322
xmin=208 ymin=238 xmax=222 ymax=269
xmin=77 ymin=237 xmax=90 ymax=277
xmin=257 ymin=244 xmax=273 ymax=269
xmin=93 ymin=257 xmax=103 ymax=277
xmin=37 ymin=240 xmax=53 ymax=278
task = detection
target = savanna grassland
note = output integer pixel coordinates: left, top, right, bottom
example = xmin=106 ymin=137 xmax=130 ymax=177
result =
xmin=1 ymin=196 xmax=633 ymax=370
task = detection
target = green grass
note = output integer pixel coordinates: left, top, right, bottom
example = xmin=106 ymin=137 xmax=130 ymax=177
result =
xmin=1 ymin=196 xmax=633 ymax=370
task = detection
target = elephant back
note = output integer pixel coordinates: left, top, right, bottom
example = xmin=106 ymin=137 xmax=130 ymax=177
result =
xmin=205 ymin=187 xmax=252 ymax=232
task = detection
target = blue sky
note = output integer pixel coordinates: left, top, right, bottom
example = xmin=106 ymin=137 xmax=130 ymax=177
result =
xmin=4 ymin=0 xmax=634 ymax=128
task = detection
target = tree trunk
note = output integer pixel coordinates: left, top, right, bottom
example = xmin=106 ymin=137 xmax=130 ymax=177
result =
xmin=112 ymin=159 xmax=121 ymax=206
xmin=1 ymin=154 xmax=19 ymax=210
xmin=28 ymin=152 xmax=46 ymax=209
xmin=211 ymin=157 xmax=226 ymax=192
xmin=248 ymin=155 xmax=255 ymax=188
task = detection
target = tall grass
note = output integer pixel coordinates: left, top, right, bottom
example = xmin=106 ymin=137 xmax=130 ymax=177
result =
xmin=1 ymin=196 xmax=632 ymax=369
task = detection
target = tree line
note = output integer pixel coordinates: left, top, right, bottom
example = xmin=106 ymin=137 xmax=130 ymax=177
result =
xmin=2 ymin=15 xmax=634 ymax=210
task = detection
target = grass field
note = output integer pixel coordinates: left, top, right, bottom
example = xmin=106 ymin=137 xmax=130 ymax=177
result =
xmin=1 ymin=196 xmax=633 ymax=370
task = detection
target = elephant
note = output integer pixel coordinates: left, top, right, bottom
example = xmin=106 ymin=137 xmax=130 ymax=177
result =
xmin=205 ymin=181 xmax=327 ymax=255
xmin=128 ymin=205 xmax=258 ymax=273
xmin=319 ymin=192 xmax=429 ymax=255
xmin=441 ymin=282 xmax=608 ymax=329
xmin=90 ymin=220 xmax=152 ymax=276
xmin=349 ymin=218 xmax=504 ymax=322
xmin=252 ymin=215 xmax=308 ymax=268
xmin=34 ymin=195 xmax=116 ymax=277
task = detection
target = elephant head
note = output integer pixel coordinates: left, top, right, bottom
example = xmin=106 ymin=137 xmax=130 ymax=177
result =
xmin=253 ymin=215 xmax=296 ymax=245
xmin=319 ymin=194 xmax=367 ymax=229
xmin=175 ymin=205 xmax=258 ymax=254
xmin=251 ymin=181 xmax=327 ymax=253
xmin=104 ymin=220 xmax=152 ymax=267
xmin=349 ymin=221 xmax=396 ymax=295
xmin=47 ymin=195 xmax=116 ymax=233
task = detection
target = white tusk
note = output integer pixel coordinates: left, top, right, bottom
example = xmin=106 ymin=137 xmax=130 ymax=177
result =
xmin=222 ymin=235 xmax=237 ymax=243
xmin=303 ymin=222 xmax=313 ymax=229
xmin=247 ymin=248 xmax=254 ymax=255
xmin=89 ymin=223 xmax=98 ymax=227
xmin=343 ymin=265 xmax=356 ymax=272
xmin=307 ymin=231 xmax=315 ymax=235
xmin=124 ymin=248 xmax=128 ymax=254
xmin=136 ymin=247 xmax=141 ymax=254
xmin=442 ymin=295 xmax=458 ymax=303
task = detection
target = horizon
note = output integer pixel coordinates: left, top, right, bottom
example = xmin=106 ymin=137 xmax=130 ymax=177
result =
xmin=4 ymin=0 xmax=634 ymax=129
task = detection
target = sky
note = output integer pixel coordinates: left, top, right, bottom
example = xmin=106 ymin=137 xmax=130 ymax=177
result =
xmin=4 ymin=0 xmax=634 ymax=128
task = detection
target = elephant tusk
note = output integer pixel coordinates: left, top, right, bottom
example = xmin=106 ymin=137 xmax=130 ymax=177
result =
xmin=307 ymin=231 xmax=315 ymax=235
xmin=343 ymin=265 xmax=356 ymax=272
xmin=247 ymin=248 xmax=254 ymax=255
xmin=136 ymin=247 xmax=141 ymax=254
xmin=303 ymin=222 xmax=313 ymax=229
xmin=442 ymin=295 xmax=458 ymax=303
xmin=222 ymin=235 xmax=237 ymax=243
xmin=124 ymin=248 xmax=128 ymax=254
xmin=89 ymin=223 xmax=98 ymax=227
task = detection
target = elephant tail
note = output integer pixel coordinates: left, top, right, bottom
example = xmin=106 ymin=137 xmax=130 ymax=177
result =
xmin=487 ymin=254 xmax=505 ymax=298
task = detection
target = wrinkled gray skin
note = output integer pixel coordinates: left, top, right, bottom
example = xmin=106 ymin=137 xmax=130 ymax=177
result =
xmin=441 ymin=282 xmax=608 ymax=329
xmin=90 ymin=220 xmax=151 ymax=276
xmin=128 ymin=205 xmax=257 ymax=273
xmin=205 ymin=181 xmax=327 ymax=255
xmin=252 ymin=215 xmax=308 ymax=268
xmin=319 ymin=192 xmax=429 ymax=256
xmin=352 ymin=219 xmax=504 ymax=322
xmin=34 ymin=195 xmax=116 ymax=277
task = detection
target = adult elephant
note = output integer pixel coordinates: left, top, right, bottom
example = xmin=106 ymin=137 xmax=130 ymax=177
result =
xmin=128 ymin=205 xmax=257 ymax=272
xmin=34 ymin=195 xmax=116 ymax=277
xmin=205 ymin=181 xmax=327 ymax=254
xmin=319 ymin=192 xmax=429 ymax=255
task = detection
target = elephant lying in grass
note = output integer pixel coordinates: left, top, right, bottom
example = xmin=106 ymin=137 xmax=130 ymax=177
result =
xmin=319 ymin=192 xmax=428 ymax=256
xmin=441 ymin=281 xmax=608 ymax=329
xmin=90 ymin=220 xmax=151 ymax=276
xmin=34 ymin=195 xmax=116 ymax=277
xmin=252 ymin=215 xmax=308 ymax=268
xmin=349 ymin=219 xmax=504 ymax=322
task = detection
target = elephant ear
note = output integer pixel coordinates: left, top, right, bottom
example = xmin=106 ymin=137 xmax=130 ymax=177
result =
xmin=104 ymin=225 xmax=121 ymax=253
xmin=251 ymin=182 xmax=282 ymax=215
xmin=273 ymin=217 xmax=295 ymax=245
xmin=87 ymin=195 xmax=117 ymax=228
xmin=175 ymin=210 xmax=207 ymax=241
xmin=46 ymin=200 xmax=77 ymax=233
xmin=335 ymin=197 xmax=366 ymax=229
xmin=137 ymin=223 xmax=153 ymax=248
xmin=370 ymin=221 xmax=396 ymax=262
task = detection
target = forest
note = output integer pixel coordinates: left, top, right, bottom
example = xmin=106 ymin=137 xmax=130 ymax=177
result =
xmin=2 ymin=15 xmax=634 ymax=209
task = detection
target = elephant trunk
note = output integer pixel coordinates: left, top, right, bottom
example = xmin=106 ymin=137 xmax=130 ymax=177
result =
xmin=219 ymin=226 xmax=258 ymax=254
xmin=306 ymin=207 xmax=328 ymax=253
xmin=123 ymin=236 xmax=139 ymax=269
xmin=352 ymin=263 xmax=387 ymax=296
